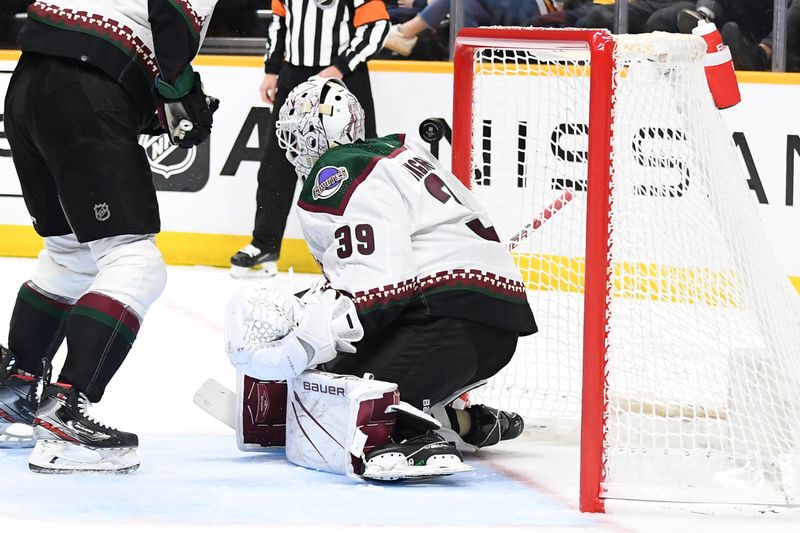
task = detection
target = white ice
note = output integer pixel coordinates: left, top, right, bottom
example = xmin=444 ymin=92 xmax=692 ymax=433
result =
xmin=1 ymin=257 xmax=799 ymax=533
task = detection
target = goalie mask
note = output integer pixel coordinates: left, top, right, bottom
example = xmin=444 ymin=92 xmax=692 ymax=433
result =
xmin=276 ymin=77 xmax=366 ymax=181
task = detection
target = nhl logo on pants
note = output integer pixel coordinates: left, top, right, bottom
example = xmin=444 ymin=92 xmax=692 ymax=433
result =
xmin=93 ymin=203 xmax=111 ymax=222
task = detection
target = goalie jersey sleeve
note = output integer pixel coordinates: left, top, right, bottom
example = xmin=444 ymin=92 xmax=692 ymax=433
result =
xmin=296 ymin=134 xmax=537 ymax=347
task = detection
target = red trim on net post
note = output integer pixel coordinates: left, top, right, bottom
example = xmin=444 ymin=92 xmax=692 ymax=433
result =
xmin=450 ymin=27 xmax=616 ymax=513
xmin=452 ymin=35 xmax=475 ymax=189
xmin=580 ymin=30 xmax=615 ymax=515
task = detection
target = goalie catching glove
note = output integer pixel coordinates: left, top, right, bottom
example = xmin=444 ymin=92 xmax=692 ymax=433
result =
xmin=225 ymin=280 xmax=364 ymax=380
xmin=154 ymin=67 xmax=219 ymax=148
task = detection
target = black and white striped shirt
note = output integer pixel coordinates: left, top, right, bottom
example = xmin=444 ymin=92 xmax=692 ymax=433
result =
xmin=264 ymin=0 xmax=390 ymax=76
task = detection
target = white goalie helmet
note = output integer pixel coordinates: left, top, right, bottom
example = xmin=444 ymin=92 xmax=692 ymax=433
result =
xmin=275 ymin=76 xmax=366 ymax=181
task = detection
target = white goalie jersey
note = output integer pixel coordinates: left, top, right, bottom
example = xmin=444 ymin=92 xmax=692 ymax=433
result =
xmin=296 ymin=134 xmax=537 ymax=344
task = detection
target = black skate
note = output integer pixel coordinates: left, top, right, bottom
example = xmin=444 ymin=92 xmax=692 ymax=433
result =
xmin=230 ymin=243 xmax=279 ymax=278
xmin=362 ymin=432 xmax=473 ymax=481
xmin=29 ymin=382 xmax=139 ymax=474
xmin=0 ymin=346 xmax=38 ymax=448
xmin=463 ymin=404 xmax=524 ymax=448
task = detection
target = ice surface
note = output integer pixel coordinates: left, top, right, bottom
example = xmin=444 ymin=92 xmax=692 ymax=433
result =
xmin=0 ymin=257 xmax=798 ymax=532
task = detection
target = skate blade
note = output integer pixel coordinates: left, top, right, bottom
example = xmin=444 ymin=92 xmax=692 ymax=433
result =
xmin=362 ymin=453 xmax=474 ymax=481
xmin=0 ymin=422 xmax=34 ymax=449
xmin=230 ymin=264 xmax=278 ymax=279
xmin=28 ymin=440 xmax=140 ymax=474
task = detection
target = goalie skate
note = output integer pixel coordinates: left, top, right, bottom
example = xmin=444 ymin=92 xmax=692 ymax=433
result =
xmin=361 ymin=433 xmax=473 ymax=481
xmin=0 ymin=346 xmax=37 ymax=448
xmin=29 ymin=383 xmax=139 ymax=474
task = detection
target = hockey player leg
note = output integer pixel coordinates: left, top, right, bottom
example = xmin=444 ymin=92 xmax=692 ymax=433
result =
xmin=285 ymin=370 xmax=472 ymax=481
xmin=30 ymin=235 xmax=166 ymax=474
xmin=429 ymin=382 xmax=525 ymax=451
xmin=363 ymin=403 xmax=472 ymax=481
xmin=230 ymin=244 xmax=279 ymax=279
xmin=2 ymin=235 xmax=95 ymax=449
xmin=29 ymin=380 xmax=139 ymax=474
xmin=427 ymin=323 xmax=525 ymax=450
xmin=0 ymin=346 xmax=38 ymax=448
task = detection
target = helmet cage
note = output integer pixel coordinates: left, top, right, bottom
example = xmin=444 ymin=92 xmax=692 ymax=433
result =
xmin=276 ymin=78 xmax=365 ymax=181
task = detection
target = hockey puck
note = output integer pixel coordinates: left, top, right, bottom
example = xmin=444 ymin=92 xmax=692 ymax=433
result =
xmin=419 ymin=118 xmax=447 ymax=143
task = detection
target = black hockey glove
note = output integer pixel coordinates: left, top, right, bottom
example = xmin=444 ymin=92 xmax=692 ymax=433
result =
xmin=139 ymin=113 xmax=166 ymax=137
xmin=154 ymin=69 xmax=220 ymax=149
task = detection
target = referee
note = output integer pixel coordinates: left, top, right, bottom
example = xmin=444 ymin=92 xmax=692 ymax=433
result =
xmin=231 ymin=0 xmax=390 ymax=276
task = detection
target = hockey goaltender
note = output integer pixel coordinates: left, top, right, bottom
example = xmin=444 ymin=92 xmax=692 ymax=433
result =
xmin=223 ymin=77 xmax=538 ymax=481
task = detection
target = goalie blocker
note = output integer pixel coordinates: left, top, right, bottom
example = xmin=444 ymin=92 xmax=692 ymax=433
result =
xmin=234 ymin=369 xmax=471 ymax=480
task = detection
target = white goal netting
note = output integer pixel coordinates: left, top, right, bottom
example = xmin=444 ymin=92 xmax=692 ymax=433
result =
xmin=462 ymin=31 xmax=800 ymax=505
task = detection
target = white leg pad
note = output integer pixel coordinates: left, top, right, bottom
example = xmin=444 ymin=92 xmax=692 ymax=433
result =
xmin=31 ymin=235 xmax=97 ymax=301
xmin=286 ymin=370 xmax=398 ymax=477
xmin=87 ymin=235 xmax=167 ymax=318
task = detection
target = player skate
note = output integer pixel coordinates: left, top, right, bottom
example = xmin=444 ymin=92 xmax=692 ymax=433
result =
xmin=230 ymin=243 xmax=279 ymax=278
xmin=29 ymin=382 xmax=139 ymax=474
xmin=426 ymin=382 xmax=525 ymax=452
xmin=461 ymin=404 xmax=524 ymax=448
xmin=0 ymin=346 xmax=37 ymax=448
xmin=362 ymin=432 xmax=473 ymax=481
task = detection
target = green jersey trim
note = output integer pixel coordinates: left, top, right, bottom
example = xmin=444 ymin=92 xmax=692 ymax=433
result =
xmin=298 ymin=134 xmax=406 ymax=216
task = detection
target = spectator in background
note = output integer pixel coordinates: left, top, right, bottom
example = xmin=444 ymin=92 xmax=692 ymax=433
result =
xmin=677 ymin=0 xmax=774 ymax=40
xmin=385 ymin=0 xmax=552 ymax=57
xmin=230 ymin=1 xmax=390 ymax=276
xmin=531 ymin=0 xmax=593 ymax=28
xmin=574 ymin=0 xmax=694 ymax=33
xmin=382 ymin=0 xmax=449 ymax=60
xmin=719 ymin=1 xmax=799 ymax=71
xmin=387 ymin=0 xmax=428 ymax=22
xmin=677 ymin=0 xmax=790 ymax=71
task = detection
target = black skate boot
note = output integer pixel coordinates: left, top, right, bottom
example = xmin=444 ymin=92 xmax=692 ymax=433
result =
xmin=362 ymin=432 xmax=473 ymax=481
xmin=0 ymin=346 xmax=38 ymax=448
xmin=230 ymin=243 xmax=279 ymax=278
xmin=29 ymin=382 xmax=139 ymax=474
xmin=463 ymin=405 xmax=524 ymax=448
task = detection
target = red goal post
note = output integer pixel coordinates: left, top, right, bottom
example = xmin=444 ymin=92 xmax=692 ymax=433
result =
xmin=451 ymin=26 xmax=800 ymax=513
xmin=453 ymin=26 xmax=616 ymax=514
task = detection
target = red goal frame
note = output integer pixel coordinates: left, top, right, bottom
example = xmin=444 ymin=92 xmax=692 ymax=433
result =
xmin=451 ymin=27 xmax=617 ymax=514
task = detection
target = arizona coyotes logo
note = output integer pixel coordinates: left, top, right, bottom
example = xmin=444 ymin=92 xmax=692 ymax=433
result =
xmin=312 ymin=166 xmax=349 ymax=200
xmin=139 ymin=134 xmax=197 ymax=179
xmin=313 ymin=0 xmax=337 ymax=8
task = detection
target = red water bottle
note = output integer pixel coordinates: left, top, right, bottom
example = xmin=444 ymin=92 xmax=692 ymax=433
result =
xmin=693 ymin=21 xmax=741 ymax=109
xmin=692 ymin=19 xmax=724 ymax=53
xmin=703 ymin=46 xmax=742 ymax=109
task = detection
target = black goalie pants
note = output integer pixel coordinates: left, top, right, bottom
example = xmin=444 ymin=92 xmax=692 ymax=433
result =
xmin=324 ymin=317 xmax=519 ymax=411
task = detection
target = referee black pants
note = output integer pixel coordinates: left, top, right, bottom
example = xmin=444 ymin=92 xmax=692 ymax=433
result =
xmin=252 ymin=63 xmax=378 ymax=254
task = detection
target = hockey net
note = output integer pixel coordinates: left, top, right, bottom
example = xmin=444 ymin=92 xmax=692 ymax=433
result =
xmin=452 ymin=27 xmax=800 ymax=511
